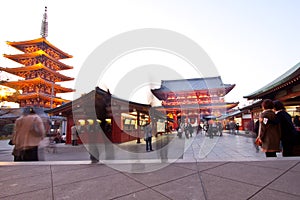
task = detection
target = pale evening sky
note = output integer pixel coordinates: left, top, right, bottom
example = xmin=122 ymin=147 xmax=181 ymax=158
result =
xmin=1 ymin=0 xmax=300 ymax=108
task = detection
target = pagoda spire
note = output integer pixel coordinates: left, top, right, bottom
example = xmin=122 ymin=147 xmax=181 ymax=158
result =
xmin=40 ymin=6 xmax=48 ymax=38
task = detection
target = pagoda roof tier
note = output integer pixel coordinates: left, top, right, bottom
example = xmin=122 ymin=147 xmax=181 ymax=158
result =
xmin=152 ymin=76 xmax=235 ymax=101
xmin=3 ymin=51 xmax=73 ymax=71
xmin=0 ymin=64 xmax=74 ymax=82
xmin=17 ymin=92 xmax=70 ymax=104
xmin=1 ymin=77 xmax=74 ymax=93
xmin=6 ymin=37 xmax=72 ymax=59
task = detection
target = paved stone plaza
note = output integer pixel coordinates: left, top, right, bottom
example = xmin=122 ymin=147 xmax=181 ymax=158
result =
xmin=1 ymin=131 xmax=300 ymax=199
xmin=0 ymin=131 xmax=266 ymax=163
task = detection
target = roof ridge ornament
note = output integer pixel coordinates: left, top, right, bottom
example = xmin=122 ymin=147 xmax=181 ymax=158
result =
xmin=40 ymin=6 xmax=48 ymax=38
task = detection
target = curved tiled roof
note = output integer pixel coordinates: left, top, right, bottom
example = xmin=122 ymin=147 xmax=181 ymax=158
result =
xmin=3 ymin=51 xmax=73 ymax=71
xmin=6 ymin=37 xmax=72 ymax=59
xmin=157 ymin=76 xmax=233 ymax=91
xmin=151 ymin=76 xmax=235 ymax=100
xmin=0 ymin=64 xmax=74 ymax=82
xmin=244 ymin=62 xmax=300 ymax=99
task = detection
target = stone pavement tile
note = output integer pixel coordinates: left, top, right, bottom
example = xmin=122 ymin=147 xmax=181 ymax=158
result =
xmin=44 ymin=151 xmax=90 ymax=161
xmin=109 ymin=162 xmax=181 ymax=174
xmin=289 ymin=161 xmax=300 ymax=172
xmin=201 ymin=151 xmax=221 ymax=160
xmin=114 ymin=189 xmax=170 ymax=200
xmin=172 ymin=162 xmax=198 ymax=171
xmin=267 ymin=171 xmax=300 ymax=196
xmin=50 ymin=164 xmax=94 ymax=173
xmin=196 ymin=162 xmax=227 ymax=172
xmin=202 ymin=162 xmax=284 ymax=186
xmin=200 ymin=173 xmax=261 ymax=200
xmin=124 ymin=165 xmax=196 ymax=187
xmin=0 ymin=165 xmax=51 ymax=182
xmin=173 ymin=161 xmax=225 ymax=172
xmin=182 ymin=155 xmax=198 ymax=162
xmin=51 ymin=164 xmax=119 ymax=186
xmin=1 ymin=188 xmax=52 ymax=200
xmin=0 ymin=154 xmax=14 ymax=161
xmin=152 ymin=173 xmax=206 ymax=200
xmin=53 ymin=173 xmax=147 ymax=200
xmin=103 ymin=163 xmax=153 ymax=173
xmin=240 ymin=160 xmax=299 ymax=170
xmin=249 ymin=188 xmax=300 ymax=200
xmin=0 ymin=171 xmax=52 ymax=198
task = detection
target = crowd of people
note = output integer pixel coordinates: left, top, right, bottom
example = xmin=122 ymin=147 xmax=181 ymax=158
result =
xmin=176 ymin=122 xmax=195 ymax=139
xmin=7 ymin=99 xmax=300 ymax=162
xmin=173 ymin=99 xmax=300 ymax=158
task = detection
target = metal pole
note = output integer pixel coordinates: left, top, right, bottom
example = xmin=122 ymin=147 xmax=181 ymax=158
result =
xmin=50 ymin=82 xmax=54 ymax=109
xmin=137 ymin=110 xmax=141 ymax=143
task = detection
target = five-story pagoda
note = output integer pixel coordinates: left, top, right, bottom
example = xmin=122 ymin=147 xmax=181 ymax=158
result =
xmin=0 ymin=7 xmax=74 ymax=109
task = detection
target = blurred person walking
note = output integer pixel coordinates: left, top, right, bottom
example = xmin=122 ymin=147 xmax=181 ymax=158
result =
xmin=187 ymin=122 xmax=193 ymax=138
xmin=144 ymin=121 xmax=153 ymax=152
xmin=86 ymin=120 xmax=102 ymax=163
xmin=236 ymin=123 xmax=240 ymax=134
xmin=71 ymin=122 xmax=79 ymax=146
xmin=196 ymin=123 xmax=203 ymax=134
xmin=184 ymin=122 xmax=190 ymax=139
xmin=11 ymin=107 xmax=45 ymax=161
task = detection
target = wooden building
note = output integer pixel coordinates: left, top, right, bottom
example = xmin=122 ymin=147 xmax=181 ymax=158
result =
xmin=47 ymin=87 xmax=152 ymax=144
xmin=151 ymin=76 xmax=238 ymax=129
xmin=241 ymin=61 xmax=300 ymax=126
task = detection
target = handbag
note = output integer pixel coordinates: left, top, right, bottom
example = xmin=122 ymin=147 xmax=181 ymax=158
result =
xmin=255 ymin=137 xmax=262 ymax=146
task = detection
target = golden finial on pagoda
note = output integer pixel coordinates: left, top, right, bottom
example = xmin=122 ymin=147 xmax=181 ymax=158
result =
xmin=40 ymin=6 xmax=48 ymax=38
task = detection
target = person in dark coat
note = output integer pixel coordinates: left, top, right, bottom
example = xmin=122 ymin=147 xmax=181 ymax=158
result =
xmin=254 ymin=120 xmax=259 ymax=137
xmin=236 ymin=123 xmax=240 ymax=134
xmin=273 ymin=100 xmax=297 ymax=157
xmin=253 ymin=120 xmax=260 ymax=152
xmin=144 ymin=122 xmax=153 ymax=152
xmin=187 ymin=122 xmax=193 ymax=138
xmin=256 ymin=99 xmax=281 ymax=157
